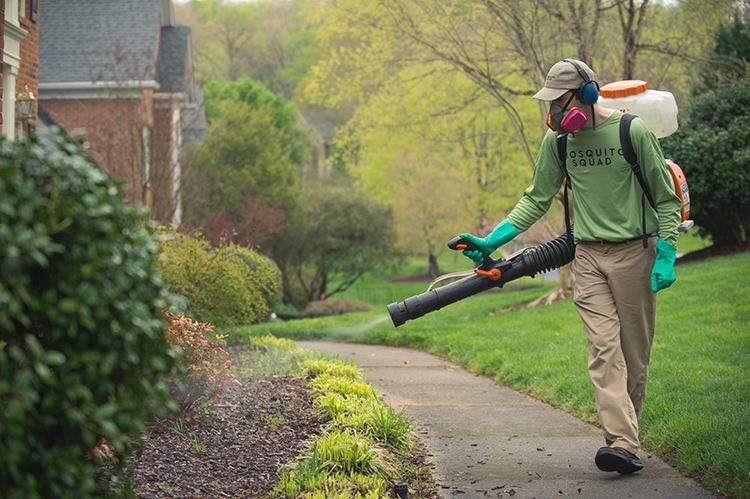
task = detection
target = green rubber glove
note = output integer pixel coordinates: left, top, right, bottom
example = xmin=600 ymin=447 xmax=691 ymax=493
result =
xmin=651 ymin=237 xmax=677 ymax=293
xmin=460 ymin=219 xmax=519 ymax=265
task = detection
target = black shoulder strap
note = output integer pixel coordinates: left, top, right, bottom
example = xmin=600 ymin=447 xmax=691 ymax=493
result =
xmin=620 ymin=114 xmax=656 ymax=210
xmin=556 ymin=134 xmax=572 ymax=238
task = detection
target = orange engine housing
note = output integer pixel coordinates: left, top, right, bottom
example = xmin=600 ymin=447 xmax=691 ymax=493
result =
xmin=665 ymin=159 xmax=690 ymax=221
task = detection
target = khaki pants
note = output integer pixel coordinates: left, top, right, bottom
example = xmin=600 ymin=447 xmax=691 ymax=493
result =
xmin=572 ymin=237 xmax=657 ymax=454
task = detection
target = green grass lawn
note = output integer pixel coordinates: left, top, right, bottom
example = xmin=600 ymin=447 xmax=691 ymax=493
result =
xmin=235 ymin=251 xmax=750 ymax=497
xmin=332 ymin=228 xmax=711 ymax=307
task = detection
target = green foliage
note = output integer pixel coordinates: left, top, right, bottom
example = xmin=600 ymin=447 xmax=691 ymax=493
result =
xmin=305 ymin=299 xmax=373 ymax=317
xmin=304 ymin=358 xmax=359 ymax=379
xmin=0 ymin=134 xmax=174 ymax=497
xmin=662 ymin=73 xmax=750 ymax=245
xmin=157 ymin=230 xmax=277 ymax=326
xmin=203 ymin=77 xmax=310 ymax=168
xmin=367 ymin=404 xmax=411 ymax=450
xmin=185 ymin=102 xmax=304 ymax=227
xmin=233 ymin=246 xmax=283 ymax=310
xmin=177 ymin=1 xmax=314 ymax=98
xmin=272 ymin=430 xmax=390 ymax=498
xmin=309 ymin=373 xmax=377 ymax=399
xmin=703 ymin=14 xmax=750 ymax=89
xmin=274 ymin=180 xmax=398 ymax=305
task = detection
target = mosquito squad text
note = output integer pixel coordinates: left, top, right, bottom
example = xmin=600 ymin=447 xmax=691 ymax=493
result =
xmin=569 ymin=147 xmax=624 ymax=167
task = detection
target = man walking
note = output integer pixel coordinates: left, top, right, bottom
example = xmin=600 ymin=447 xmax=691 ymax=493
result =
xmin=460 ymin=59 xmax=681 ymax=474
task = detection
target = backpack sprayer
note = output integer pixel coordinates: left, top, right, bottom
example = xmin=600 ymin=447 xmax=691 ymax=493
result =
xmin=386 ymin=229 xmax=576 ymax=327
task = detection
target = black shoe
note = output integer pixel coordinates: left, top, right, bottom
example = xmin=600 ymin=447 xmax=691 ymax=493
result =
xmin=595 ymin=447 xmax=644 ymax=474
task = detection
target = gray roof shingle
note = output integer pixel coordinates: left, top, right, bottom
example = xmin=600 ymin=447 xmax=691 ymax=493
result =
xmin=40 ymin=0 xmax=164 ymax=84
xmin=156 ymin=25 xmax=190 ymax=93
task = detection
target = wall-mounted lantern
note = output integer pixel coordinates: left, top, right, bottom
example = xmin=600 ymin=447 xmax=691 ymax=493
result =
xmin=16 ymin=85 xmax=36 ymax=121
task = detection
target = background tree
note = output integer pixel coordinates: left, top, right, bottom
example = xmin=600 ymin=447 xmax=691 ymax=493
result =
xmin=183 ymin=78 xmax=310 ymax=246
xmin=662 ymin=15 xmax=750 ymax=246
xmin=274 ymin=180 xmax=398 ymax=305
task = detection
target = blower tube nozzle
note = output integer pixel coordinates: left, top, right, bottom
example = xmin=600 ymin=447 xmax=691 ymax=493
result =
xmin=386 ymin=229 xmax=575 ymax=327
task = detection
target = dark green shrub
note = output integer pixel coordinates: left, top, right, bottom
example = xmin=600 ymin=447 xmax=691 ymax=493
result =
xmin=304 ymin=299 xmax=373 ymax=318
xmin=662 ymin=73 xmax=750 ymax=245
xmin=157 ymin=231 xmax=278 ymax=326
xmin=0 ymin=134 xmax=174 ymax=497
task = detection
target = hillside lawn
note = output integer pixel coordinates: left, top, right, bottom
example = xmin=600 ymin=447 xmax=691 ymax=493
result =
xmin=233 ymin=249 xmax=750 ymax=498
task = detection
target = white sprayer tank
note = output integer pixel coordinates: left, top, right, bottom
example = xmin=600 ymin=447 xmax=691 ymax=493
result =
xmin=598 ymin=80 xmax=678 ymax=138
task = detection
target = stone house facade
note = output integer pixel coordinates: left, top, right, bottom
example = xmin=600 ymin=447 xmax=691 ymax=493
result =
xmin=38 ymin=0 xmax=205 ymax=225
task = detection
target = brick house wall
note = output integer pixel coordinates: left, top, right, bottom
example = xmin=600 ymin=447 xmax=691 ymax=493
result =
xmin=151 ymin=97 xmax=178 ymax=221
xmin=41 ymin=90 xmax=154 ymax=204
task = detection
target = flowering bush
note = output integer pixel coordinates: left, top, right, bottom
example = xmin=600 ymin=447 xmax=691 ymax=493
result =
xmin=165 ymin=313 xmax=237 ymax=409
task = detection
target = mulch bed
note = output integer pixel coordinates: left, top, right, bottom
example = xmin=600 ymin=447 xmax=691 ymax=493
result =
xmin=129 ymin=375 xmax=321 ymax=498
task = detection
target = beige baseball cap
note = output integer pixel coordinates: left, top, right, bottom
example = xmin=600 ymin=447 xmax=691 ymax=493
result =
xmin=533 ymin=59 xmax=597 ymax=101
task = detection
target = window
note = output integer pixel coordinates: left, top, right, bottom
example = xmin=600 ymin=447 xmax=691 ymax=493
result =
xmin=5 ymin=0 xmax=19 ymax=25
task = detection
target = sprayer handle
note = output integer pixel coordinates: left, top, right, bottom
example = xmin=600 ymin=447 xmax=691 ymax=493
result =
xmin=447 ymin=236 xmax=493 ymax=268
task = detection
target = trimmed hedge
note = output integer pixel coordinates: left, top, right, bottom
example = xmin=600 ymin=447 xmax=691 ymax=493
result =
xmin=157 ymin=231 xmax=280 ymax=327
xmin=0 ymin=134 xmax=174 ymax=497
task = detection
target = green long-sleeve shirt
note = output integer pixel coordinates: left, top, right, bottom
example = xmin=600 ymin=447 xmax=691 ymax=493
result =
xmin=507 ymin=111 xmax=682 ymax=246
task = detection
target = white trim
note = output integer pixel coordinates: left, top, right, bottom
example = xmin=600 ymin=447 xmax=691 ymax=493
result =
xmin=40 ymin=89 xmax=145 ymax=100
xmin=39 ymin=81 xmax=162 ymax=100
xmin=2 ymin=64 xmax=17 ymax=140
xmin=171 ymin=107 xmax=182 ymax=226
xmin=153 ymin=92 xmax=186 ymax=100
xmin=3 ymin=8 xmax=28 ymax=70
xmin=39 ymin=80 xmax=161 ymax=91
xmin=4 ymin=21 xmax=28 ymax=40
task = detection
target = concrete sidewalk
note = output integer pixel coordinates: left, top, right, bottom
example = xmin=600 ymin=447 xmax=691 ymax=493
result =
xmin=298 ymin=341 xmax=712 ymax=499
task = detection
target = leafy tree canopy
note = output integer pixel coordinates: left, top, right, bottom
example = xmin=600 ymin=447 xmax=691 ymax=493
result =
xmin=662 ymin=72 xmax=750 ymax=245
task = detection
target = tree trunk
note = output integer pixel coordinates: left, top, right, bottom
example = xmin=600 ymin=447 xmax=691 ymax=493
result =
xmin=317 ymin=273 xmax=328 ymax=301
xmin=427 ymin=248 xmax=440 ymax=280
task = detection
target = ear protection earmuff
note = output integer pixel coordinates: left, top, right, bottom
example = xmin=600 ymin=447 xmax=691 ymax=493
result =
xmin=564 ymin=59 xmax=599 ymax=105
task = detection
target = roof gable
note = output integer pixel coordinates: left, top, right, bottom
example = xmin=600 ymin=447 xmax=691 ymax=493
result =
xmin=40 ymin=0 xmax=164 ymax=84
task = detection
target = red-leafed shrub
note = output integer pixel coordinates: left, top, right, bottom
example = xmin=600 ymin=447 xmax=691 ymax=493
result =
xmin=208 ymin=193 xmax=286 ymax=249
xmin=165 ymin=313 xmax=237 ymax=409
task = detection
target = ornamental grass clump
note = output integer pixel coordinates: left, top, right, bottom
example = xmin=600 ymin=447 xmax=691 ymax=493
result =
xmin=0 ymin=133 xmax=174 ymax=498
xmin=272 ymin=430 xmax=391 ymax=498
xmin=240 ymin=335 xmax=310 ymax=375
xmin=309 ymin=373 xmax=377 ymax=399
xmin=270 ymin=341 xmax=417 ymax=497
xmin=304 ymin=358 xmax=359 ymax=379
